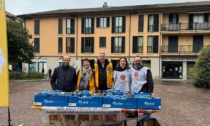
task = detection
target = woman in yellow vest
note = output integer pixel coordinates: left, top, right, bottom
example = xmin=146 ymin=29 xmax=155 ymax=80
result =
xmin=77 ymin=58 xmax=95 ymax=94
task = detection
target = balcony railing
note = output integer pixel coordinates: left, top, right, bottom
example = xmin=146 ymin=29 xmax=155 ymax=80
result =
xmin=161 ymin=22 xmax=210 ymax=31
xmin=161 ymin=45 xmax=205 ymax=54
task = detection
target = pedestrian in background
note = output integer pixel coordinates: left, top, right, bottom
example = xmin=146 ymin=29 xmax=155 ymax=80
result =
xmin=48 ymin=68 xmax=52 ymax=78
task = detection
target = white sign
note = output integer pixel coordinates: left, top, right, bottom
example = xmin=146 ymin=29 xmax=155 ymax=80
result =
xmin=0 ymin=48 xmax=6 ymax=74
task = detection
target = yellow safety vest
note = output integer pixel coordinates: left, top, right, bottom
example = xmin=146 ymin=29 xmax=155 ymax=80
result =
xmin=94 ymin=62 xmax=113 ymax=88
xmin=77 ymin=69 xmax=95 ymax=94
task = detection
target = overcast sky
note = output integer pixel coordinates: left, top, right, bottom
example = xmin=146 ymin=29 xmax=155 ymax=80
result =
xmin=5 ymin=0 xmax=206 ymax=15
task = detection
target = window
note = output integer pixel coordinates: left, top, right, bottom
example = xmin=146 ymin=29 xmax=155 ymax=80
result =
xmin=97 ymin=17 xmax=110 ymax=28
xmin=99 ymin=37 xmax=106 ymax=47
xmin=133 ymin=36 xmax=143 ymax=53
xmin=66 ymin=18 xmax=75 ymax=34
xmin=168 ymin=36 xmax=178 ymax=52
xmin=138 ymin=15 xmax=144 ymax=32
xmin=168 ymin=14 xmax=179 ymax=31
xmin=112 ymin=16 xmax=125 ymax=33
xmin=193 ymin=35 xmax=203 ymax=53
xmin=147 ymin=36 xmax=158 ymax=53
xmin=81 ymin=37 xmax=94 ymax=53
xmin=189 ymin=13 xmax=208 ymax=30
xmin=82 ymin=18 xmax=94 ymax=34
xmin=34 ymin=38 xmax=40 ymax=53
xmin=34 ymin=20 xmax=40 ymax=35
xmin=111 ymin=37 xmax=125 ymax=53
xmin=148 ymin=14 xmax=159 ymax=32
xmin=58 ymin=38 xmax=63 ymax=53
xmin=58 ymin=19 xmax=63 ymax=34
xmin=66 ymin=37 xmax=75 ymax=53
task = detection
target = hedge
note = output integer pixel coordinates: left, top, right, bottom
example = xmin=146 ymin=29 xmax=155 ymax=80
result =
xmin=9 ymin=71 xmax=45 ymax=80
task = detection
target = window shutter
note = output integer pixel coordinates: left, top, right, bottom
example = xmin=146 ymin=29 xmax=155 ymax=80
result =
xmin=58 ymin=38 xmax=63 ymax=53
xmin=91 ymin=18 xmax=94 ymax=34
xmin=122 ymin=37 xmax=125 ymax=53
xmin=107 ymin=17 xmax=110 ymax=27
xmin=154 ymin=14 xmax=159 ymax=32
xmin=70 ymin=38 xmax=75 ymax=53
xmin=176 ymin=14 xmax=179 ymax=24
xmin=204 ymin=13 xmax=209 ymax=22
xmin=147 ymin=15 xmax=151 ymax=32
xmin=138 ymin=15 xmax=144 ymax=32
xmin=82 ymin=18 xmax=84 ymax=34
xmin=122 ymin=16 xmax=126 ymax=33
xmin=169 ymin=14 xmax=173 ymax=23
xmin=153 ymin=36 xmax=158 ymax=53
xmin=91 ymin=37 xmax=94 ymax=53
xmin=81 ymin=38 xmax=84 ymax=53
xmin=133 ymin=36 xmax=138 ymax=53
xmin=189 ymin=14 xmax=193 ymax=30
xmin=111 ymin=37 xmax=114 ymax=53
xmin=71 ymin=19 xmax=75 ymax=34
xmin=58 ymin=19 xmax=63 ymax=34
xmin=34 ymin=20 xmax=40 ymax=34
xmin=112 ymin=17 xmax=115 ymax=33
xmin=97 ymin=18 xmax=100 ymax=27
xmin=34 ymin=38 xmax=40 ymax=53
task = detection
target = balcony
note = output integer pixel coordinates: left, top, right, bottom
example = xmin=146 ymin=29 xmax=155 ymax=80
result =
xmin=161 ymin=22 xmax=210 ymax=32
xmin=161 ymin=45 xmax=205 ymax=55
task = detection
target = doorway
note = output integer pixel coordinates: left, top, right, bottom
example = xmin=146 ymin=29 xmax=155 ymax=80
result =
xmin=162 ymin=61 xmax=182 ymax=79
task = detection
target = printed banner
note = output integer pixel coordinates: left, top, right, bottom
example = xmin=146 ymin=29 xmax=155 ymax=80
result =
xmin=41 ymin=107 xmax=128 ymax=126
xmin=0 ymin=0 xmax=9 ymax=107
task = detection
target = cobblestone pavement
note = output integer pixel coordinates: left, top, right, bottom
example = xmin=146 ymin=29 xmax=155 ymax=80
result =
xmin=0 ymin=80 xmax=210 ymax=126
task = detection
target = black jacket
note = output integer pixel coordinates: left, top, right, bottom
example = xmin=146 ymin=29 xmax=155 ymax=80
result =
xmin=140 ymin=69 xmax=154 ymax=93
xmin=50 ymin=65 xmax=77 ymax=92
xmin=96 ymin=59 xmax=110 ymax=90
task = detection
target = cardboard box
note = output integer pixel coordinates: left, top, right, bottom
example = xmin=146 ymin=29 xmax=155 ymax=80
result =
xmin=137 ymin=97 xmax=161 ymax=110
xmin=102 ymin=96 xmax=137 ymax=109
xmin=34 ymin=93 xmax=69 ymax=107
xmin=68 ymin=95 xmax=102 ymax=107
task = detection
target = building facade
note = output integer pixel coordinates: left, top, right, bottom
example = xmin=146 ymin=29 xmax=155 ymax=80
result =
xmin=18 ymin=1 xmax=210 ymax=79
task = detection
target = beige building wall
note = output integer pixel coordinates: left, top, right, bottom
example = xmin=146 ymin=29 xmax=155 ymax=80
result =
xmin=21 ymin=2 xmax=210 ymax=79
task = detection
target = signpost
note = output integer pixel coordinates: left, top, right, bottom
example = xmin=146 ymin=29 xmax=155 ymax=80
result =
xmin=0 ymin=0 xmax=9 ymax=107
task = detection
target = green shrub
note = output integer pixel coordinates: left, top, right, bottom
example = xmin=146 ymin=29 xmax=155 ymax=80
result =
xmin=192 ymin=45 xmax=210 ymax=89
xmin=27 ymin=72 xmax=44 ymax=79
xmin=9 ymin=71 xmax=45 ymax=80
xmin=9 ymin=71 xmax=27 ymax=80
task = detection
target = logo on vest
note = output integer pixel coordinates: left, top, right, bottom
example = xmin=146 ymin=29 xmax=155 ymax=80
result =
xmin=107 ymin=67 xmax=112 ymax=72
xmin=134 ymin=72 xmax=138 ymax=77
xmin=120 ymin=74 xmax=126 ymax=80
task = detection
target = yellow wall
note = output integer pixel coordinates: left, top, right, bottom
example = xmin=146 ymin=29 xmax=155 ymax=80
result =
xmin=25 ymin=12 xmax=162 ymax=58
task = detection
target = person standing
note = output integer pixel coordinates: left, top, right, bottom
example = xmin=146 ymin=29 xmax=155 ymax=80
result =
xmin=76 ymin=58 xmax=95 ymax=94
xmin=94 ymin=52 xmax=113 ymax=93
xmin=50 ymin=55 xmax=77 ymax=92
xmin=130 ymin=55 xmax=154 ymax=94
xmin=113 ymin=57 xmax=131 ymax=92
xmin=48 ymin=68 xmax=52 ymax=78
